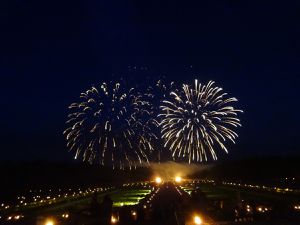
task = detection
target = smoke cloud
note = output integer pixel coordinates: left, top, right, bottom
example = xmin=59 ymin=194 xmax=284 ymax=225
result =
xmin=146 ymin=161 xmax=213 ymax=180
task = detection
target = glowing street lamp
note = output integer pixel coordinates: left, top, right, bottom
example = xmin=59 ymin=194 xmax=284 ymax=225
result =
xmin=175 ymin=176 xmax=182 ymax=183
xmin=131 ymin=210 xmax=137 ymax=220
xmin=45 ymin=219 xmax=55 ymax=225
xmin=155 ymin=177 xmax=162 ymax=184
xmin=194 ymin=215 xmax=202 ymax=225
xmin=62 ymin=213 xmax=69 ymax=219
xmin=111 ymin=215 xmax=117 ymax=224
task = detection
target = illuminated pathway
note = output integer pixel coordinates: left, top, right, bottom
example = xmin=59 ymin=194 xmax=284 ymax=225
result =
xmin=147 ymin=182 xmax=214 ymax=225
xmin=150 ymin=182 xmax=184 ymax=225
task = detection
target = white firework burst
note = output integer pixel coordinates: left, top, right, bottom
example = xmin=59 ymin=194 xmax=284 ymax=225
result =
xmin=159 ymin=79 xmax=243 ymax=163
xmin=64 ymin=81 xmax=156 ymax=169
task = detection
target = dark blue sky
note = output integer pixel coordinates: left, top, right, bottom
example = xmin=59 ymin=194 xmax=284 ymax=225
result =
xmin=0 ymin=0 xmax=299 ymax=161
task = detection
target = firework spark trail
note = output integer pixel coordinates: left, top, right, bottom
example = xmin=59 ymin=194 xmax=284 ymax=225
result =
xmin=64 ymin=81 xmax=156 ymax=169
xmin=159 ymin=80 xmax=243 ymax=163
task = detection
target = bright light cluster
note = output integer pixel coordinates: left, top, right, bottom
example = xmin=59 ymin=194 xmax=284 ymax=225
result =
xmin=175 ymin=176 xmax=182 ymax=183
xmin=294 ymin=205 xmax=300 ymax=210
xmin=256 ymin=206 xmax=271 ymax=213
xmin=194 ymin=215 xmax=202 ymax=224
xmin=155 ymin=177 xmax=162 ymax=184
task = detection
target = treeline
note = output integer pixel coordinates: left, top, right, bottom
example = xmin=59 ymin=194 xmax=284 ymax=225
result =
xmin=193 ymin=156 xmax=300 ymax=187
xmin=0 ymin=161 xmax=151 ymax=199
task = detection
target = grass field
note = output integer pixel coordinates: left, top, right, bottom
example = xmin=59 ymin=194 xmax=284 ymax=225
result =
xmin=182 ymin=182 xmax=300 ymax=204
xmin=0 ymin=183 xmax=153 ymax=224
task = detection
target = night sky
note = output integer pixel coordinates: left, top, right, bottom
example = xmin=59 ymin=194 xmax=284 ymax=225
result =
xmin=1 ymin=0 xmax=299 ymax=162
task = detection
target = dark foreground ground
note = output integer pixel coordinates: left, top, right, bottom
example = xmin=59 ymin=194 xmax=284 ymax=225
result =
xmin=1 ymin=180 xmax=300 ymax=225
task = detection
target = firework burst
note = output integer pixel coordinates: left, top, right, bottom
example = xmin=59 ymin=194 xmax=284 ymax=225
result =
xmin=64 ymin=81 xmax=155 ymax=169
xmin=159 ymin=80 xmax=243 ymax=163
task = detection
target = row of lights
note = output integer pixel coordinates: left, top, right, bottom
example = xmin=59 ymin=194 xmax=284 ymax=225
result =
xmin=6 ymin=214 xmax=24 ymax=221
xmin=186 ymin=178 xmax=299 ymax=195
xmin=122 ymin=182 xmax=150 ymax=187
xmin=1 ymin=186 xmax=113 ymax=214
xmin=4 ymin=211 xmax=70 ymax=222
xmin=222 ymin=181 xmax=300 ymax=194
xmin=1 ymin=186 xmax=115 ymax=222
xmin=184 ymin=180 xmax=300 ymax=216
xmin=256 ymin=206 xmax=271 ymax=213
